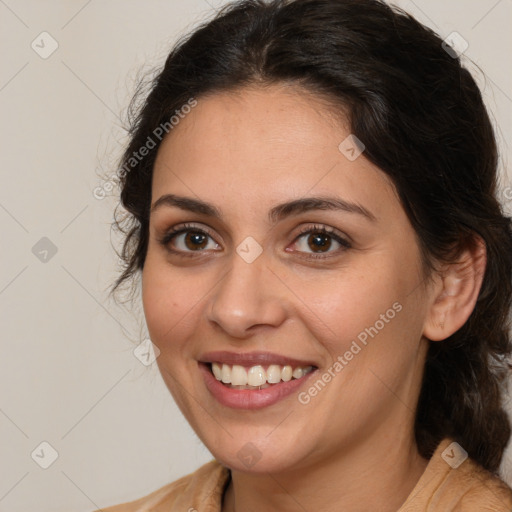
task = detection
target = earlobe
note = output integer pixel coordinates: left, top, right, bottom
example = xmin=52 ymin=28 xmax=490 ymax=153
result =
xmin=423 ymin=238 xmax=486 ymax=342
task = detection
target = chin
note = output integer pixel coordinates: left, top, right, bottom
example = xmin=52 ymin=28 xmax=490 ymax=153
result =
xmin=199 ymin=427 xmax=315 ymax=474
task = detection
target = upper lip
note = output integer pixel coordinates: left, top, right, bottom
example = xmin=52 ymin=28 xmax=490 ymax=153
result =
xmin=199 ymin=351 xmax=318 ymax=368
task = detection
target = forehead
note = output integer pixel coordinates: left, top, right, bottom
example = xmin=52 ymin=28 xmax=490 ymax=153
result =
xmin=151 ymin=84 xmax=398 ymax=221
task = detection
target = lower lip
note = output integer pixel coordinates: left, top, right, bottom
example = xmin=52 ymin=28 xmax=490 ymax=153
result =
xmin=199 ymin=362 xmax=318 ymax=410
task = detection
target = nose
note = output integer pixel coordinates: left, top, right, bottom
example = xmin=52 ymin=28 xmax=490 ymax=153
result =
xmin=206 ymin=250 xmax=288 ymax=339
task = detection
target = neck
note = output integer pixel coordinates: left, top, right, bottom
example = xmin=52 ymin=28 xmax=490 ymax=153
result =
xmin=222 ymin=430 xmax=429 ymax=512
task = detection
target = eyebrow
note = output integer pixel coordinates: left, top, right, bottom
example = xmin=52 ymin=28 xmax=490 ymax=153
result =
xmin=150 ymin=194 xmax=377 ymax=223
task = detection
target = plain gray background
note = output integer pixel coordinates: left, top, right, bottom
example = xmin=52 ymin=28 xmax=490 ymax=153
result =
xmin=1 ymin=0 xmax=511 ymax=510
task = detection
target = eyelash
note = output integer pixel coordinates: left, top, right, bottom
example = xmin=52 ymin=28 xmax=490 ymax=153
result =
xmin=157 ymin=223 xmax=352 ymax=260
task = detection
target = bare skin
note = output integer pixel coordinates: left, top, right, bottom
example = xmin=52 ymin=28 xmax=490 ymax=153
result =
xmin=141 ymin=83 xmax=486 ymax=511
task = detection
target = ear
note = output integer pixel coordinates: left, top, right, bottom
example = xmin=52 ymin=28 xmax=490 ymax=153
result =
xmin=423 ymin=237 xmax=486 ymax=342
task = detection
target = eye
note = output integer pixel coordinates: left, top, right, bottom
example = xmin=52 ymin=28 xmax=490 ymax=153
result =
xmin=290 ymin=224 xmax=351 ymax=259
xmin=158 ymin=223 xmax=220 ymax=255
xmin=158 ymin=222 xmax=351 ymax=260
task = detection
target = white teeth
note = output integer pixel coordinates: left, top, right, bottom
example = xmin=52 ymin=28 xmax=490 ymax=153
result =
xmin=231 ymin=365 xmax=248 ymax=385
xmin=266 ymin=364 xmax=282 ymax=384
xmin=247 ymin=365 xmax=266 ymax=386
xmin=282 ymin=365 xmax=293 ymax=382
xmin=292 ymin=367 xmax=304 ymax=379
xmin=210 ymin=362 xmax=314 ymax=387
xmin=221 ymin=364 xmax=231 ymax=384
xmin=212 ymin=362 xmax=222 ymax=380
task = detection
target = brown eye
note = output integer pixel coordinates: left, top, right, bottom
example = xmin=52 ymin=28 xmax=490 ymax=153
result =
xmin=183 ymin=231 xmax=209 ymax=250
xmin=306 ymin=232 xmax=333 ymax=252
xmin=159 ymin=224 xmax=220 ymax=254
xmin=292 ymin=225 xmax=351 ymax=259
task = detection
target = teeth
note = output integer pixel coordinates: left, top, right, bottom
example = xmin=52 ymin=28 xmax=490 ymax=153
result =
xmin=292 ymin=367 xmax=304 ymax=379
xmin=231 ymin=365 xmax=248 ymax=385
xmin=247 ymin=365 xmax=266 ymax=386
xmin=282 ymin=365 xmax=293 ymax=382
xmin=266 ymin=364 xmax=282 ymax=384
xmin=212 ymin=363 xmax=222 ymax=380
xmin=221 ymin=364 xmax=231 ymax=384
xmin=210 ymin=362 xmax=313 ymax=387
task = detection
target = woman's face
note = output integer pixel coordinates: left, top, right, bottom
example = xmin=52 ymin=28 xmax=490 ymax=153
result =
xmin=142 ymin=84 xmax=433 ymax=473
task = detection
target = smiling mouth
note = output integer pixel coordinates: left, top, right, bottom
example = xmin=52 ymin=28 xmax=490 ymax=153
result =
xmin=208 ymin=362 xmax=316 ymax=390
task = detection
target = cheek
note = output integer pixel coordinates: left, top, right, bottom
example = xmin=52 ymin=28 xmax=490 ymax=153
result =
xmin=141 ymin=256 xmax=203 ymax=351
xmin=288 ymin=262 xmax=407 ymax=356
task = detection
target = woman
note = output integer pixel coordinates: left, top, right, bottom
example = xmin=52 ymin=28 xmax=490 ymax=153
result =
xmin=98 ymin=0 xmax=512 ymax=510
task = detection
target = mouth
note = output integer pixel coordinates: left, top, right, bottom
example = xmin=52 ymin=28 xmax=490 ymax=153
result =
xmin=198 ymin=351 xmax=319 ymax=409
xmin=208 ymin=362 xmax=316 ymax=390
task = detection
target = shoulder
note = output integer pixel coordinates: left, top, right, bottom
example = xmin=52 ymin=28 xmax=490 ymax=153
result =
xmin=400 ymin=438 xmax=512 ymax=511
xmin=450 ymin=457 xmax=512 ymax=511
xmin=94 ymin=459 xmax=230 ymax=512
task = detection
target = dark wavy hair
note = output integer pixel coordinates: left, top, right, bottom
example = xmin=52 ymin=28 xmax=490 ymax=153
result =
xmin=110 ymin=0 xmax=512 ymax=474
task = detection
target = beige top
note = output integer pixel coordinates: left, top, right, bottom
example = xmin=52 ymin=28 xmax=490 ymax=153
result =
xmin=96 ymin=438 xmax=512 ymax=511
